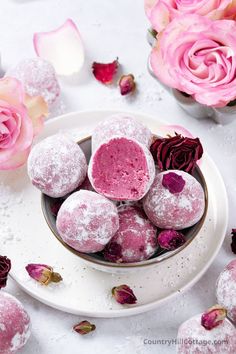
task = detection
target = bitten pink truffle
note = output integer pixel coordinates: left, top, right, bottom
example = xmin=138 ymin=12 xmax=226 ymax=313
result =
xmin=88 ymin=137 xmax=155 ymax=201
xmin=0 ymin=292 xmax=31 ymax=354
xmin=216 ymin=259 xmax=236 ymax=323
xmin=56 ymin=190 xmax=119 ymax=253
xmin=104 ymin=205 xmax=157 ymax=263
xmin=177 ymin=313 xmax=236 ymax=354
xmin=28 ymin=134 xmax=87 ymax=198
xmin=143 ymin=170 xmax=205 ymax=229
xmin=92 ymin=115 xmax=153 ymax=151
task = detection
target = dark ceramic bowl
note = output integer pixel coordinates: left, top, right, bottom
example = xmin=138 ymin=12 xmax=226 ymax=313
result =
xmin=41 ymin=136 xmax=208 ymax=273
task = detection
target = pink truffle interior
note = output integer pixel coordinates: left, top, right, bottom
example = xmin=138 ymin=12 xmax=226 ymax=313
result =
xmin=91 ymin=138 xmax=149 ymax=200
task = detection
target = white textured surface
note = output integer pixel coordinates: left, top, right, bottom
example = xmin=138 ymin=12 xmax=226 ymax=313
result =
xmin=0 ymin=1 xmax=235 ymax=354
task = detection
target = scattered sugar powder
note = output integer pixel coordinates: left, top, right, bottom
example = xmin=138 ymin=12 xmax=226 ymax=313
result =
xmin=216 ymin=263 xmax=236 ymax=322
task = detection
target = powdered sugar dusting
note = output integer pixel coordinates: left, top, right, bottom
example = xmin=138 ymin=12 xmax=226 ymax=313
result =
xmin=7 ymin=58 xmax=60 ymax=108
xmin=143 ymin=170 xmax=205 ymax=229
xmin=92 ymin=114 xmax=153 ymax=151
xmin=177 ymin=314 xmax=236 ymax=354
xmin=0 ymin=292 xmax=31 ymax=353
xmin=27 ymin=134 xmax=87 ymax=198
xmin=104 ymin=205 xmax=157 ymax=263
xmin=216 ymin=261 xmax=236 ymax=323
xmin=56 ymin=190 xmax=119 ymax=253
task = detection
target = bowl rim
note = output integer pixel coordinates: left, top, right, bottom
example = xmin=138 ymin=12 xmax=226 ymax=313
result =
xmin=41 ymin=135 xmax=208 ymax=269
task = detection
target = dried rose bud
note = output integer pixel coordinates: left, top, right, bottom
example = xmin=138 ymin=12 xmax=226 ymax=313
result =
xmin=0 ymin=256 xmax=11 ymax=289
xmin=25 ymin=264 xmax=62 ymax=285
xmin=157 ymin=230 xmax=186 ymax=251
xmin=92 ymin=58 xmax=119 ymax=84
xmin=150 ymin=134 xmax=203 ymax=174
xmin=119 ymin=74 xmax=136 ymax=95
xmin=201 ymin=305 xmax=227 ymax=330
xmin=231 ymin=229 xmax=236 ymax=254
xmin=112 ymin=284 xmax=137 ymax=304
xmin=73 ymin=320 xmax=96 ymax=335
xmin=103 ymin=242 xmax=122 ymax=263
xmin=162 ymin=172 xmax=185 ymax=194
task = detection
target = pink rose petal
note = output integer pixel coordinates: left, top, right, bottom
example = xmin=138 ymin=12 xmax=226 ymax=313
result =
xmin=144 ymin=0 xmax=157 ymax=18
xmin=162 ymin=172 xmax=186 ymax=194
xmin=24 ymin=94 xmax=48 ymax=136
xmin=0 ymin=77 xmax=25 ymax=108
xmin=158 ymin=125 xmax=194 ymax=139
xmin=34 ymin=19 xmax=84 ymax=76
xmin=0 ymin=146 xmax=31 ymax=170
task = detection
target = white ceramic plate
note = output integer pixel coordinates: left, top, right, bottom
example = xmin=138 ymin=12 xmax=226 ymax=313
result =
xmin=0 ymin=110 xmax=228 ymax=318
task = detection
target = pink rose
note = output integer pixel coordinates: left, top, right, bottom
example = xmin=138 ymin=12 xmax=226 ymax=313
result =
xmin=0 ymin=77 xmax=48 ymax=170
xmin=150 ymin=15 xmax=236 ymax=107
xmin=145 ymin=0 xmax=236 ymax=31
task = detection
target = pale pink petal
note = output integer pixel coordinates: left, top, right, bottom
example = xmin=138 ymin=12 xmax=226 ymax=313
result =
xmin=159 ymin=125 xmax=194 ymax=138
xmin=34 ymin=19 xmax=84 ymax=76
xmin=144 ymin=0 xmax=158 ymax=18
xmin=24 ymin=94 xmax=48 ymax=136
xmin=150 ymin=40 xmax=177 ymax=88
xmin=0 ymin=147 xmax=31 ymax=170
xmin=150 ymin=2 xmax=170 ymax=32
xmin=0 ymin=77 xmax=25 ymax=108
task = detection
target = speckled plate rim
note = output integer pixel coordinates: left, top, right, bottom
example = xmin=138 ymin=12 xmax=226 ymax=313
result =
xmin=7 ymin=109 xmax=228 ymax=318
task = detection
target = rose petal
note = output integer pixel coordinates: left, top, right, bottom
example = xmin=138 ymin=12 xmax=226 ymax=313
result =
xmin=0 ymin=77 xmax=25 ymax=108
xmin=0 ymin=146 xmax=31 ymax=170
xmin=158 ymin=125 xmax=194 ymax=139
xmin=0 ymin=106 xmax=33 ymax=166
xmin=92 ymin=59 xmax=119 ymax=84
xmin=144 ymin=0 xmax=157 ymax=18
xmin=24 ymin=94 xmax=48 ymax=136
xmin=162 ymin=172 xmax=186 ymax=194
xmin=34 ymin=19 xmax=84 ymax=76
xmin=150 ymin=1 xmax=170 ymax=32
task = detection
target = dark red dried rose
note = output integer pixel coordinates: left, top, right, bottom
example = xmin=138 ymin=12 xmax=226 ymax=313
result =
xmin=231 ymin=229 xmax=236 ymax=254
xmin=104 ymin=242 xmax=122 ymax=263
xmin=150 ymin=134 xmax=203 ymax=174
xmin=92 ymin=58 xmax=119 ymax=84
xmin=162 ymin=172 xmax=185 ymax=194
xmin=0 ymin=256 xmax=11 ymax=289
xmin=157 ymin=230 xmax=186 ymax=250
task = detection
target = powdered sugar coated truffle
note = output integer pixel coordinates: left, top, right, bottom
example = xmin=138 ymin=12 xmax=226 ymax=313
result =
xmin=7 ymin=58 xmax=60 ymax=107
xmin=143 ymin=170 xmax=205 ymax=229
xmin=177 ymin=313 xmax=236 ymax=354
xmin=92 ymin=115 xmax=153 ymax=151
xmin=0 ymin=292 xmax=31 ymax=354
xmin=216 ymin=259 xmax=236 ymax=323
xmin=104 ymin=205 xmax=157 ymax=263
xmin=88 ymin=136 xmax=155 ymax=201
xmin=56 ymin=190 xmax=119 ymax=253
xmin=28 ymin=134 xmax=87 ymax=198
